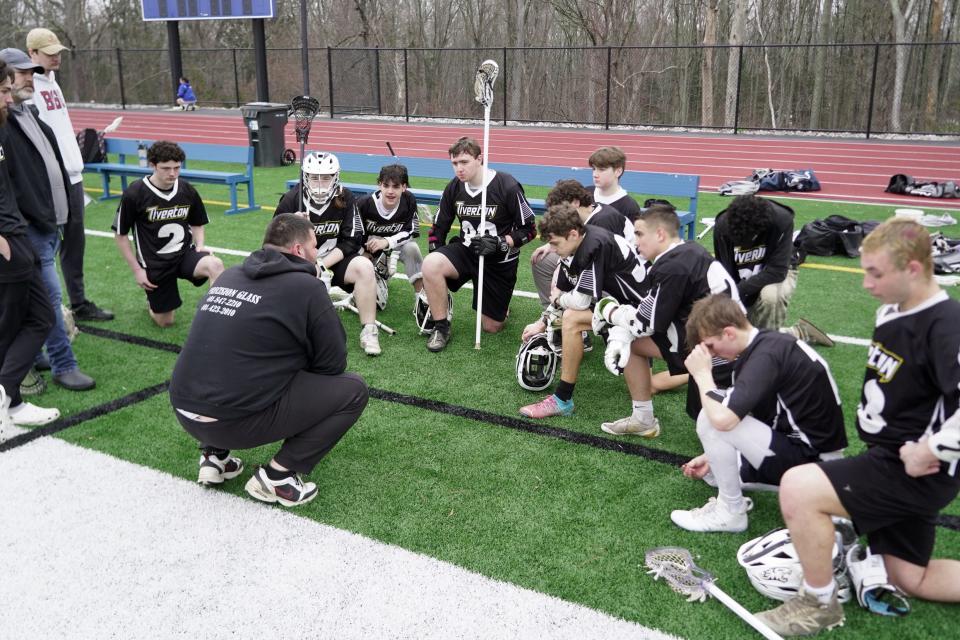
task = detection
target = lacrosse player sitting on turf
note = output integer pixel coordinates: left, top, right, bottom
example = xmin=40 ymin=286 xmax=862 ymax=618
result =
xmin=356 ymin=164 xmax=424 ymax=311
xmin=275 ymin=151 xmax=382 ymax=356
xmin=756 ymin=218 xmax=960 ymax=636
xmin=420 ymin=136 xmax=536 ymax=352
xmin=670 ymin=293 xmax=847 ymax=533
xmin=593 ymin=205 xmax=740 ymax=437
xmin=113 ymin=140 xmax=224 ymax=328
xmin=518 ymin=203 xmax=645 ymax=419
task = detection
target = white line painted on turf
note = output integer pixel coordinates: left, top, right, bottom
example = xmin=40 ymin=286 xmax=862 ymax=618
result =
xmin=0 ymin=436 xmax=680 ymax=640
xmin=85 ymin=229 xmax=870 ymax=341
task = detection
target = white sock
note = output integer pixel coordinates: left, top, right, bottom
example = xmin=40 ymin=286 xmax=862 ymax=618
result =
xmin=631 ymin=400 xmax=653 ymax=421
xmin=802 ymin=579 xmax=836 ymax=604
xmin=718 ymin=494 xmax=745 ymax=513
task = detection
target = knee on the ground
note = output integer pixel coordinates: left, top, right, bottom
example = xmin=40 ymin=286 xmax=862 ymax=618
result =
xmin=758 ymin=282 xmax=788 ymax=308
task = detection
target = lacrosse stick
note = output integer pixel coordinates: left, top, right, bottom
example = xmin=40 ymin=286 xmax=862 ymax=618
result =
xmin=329 ymin=289 xmax=397 ymax=335
xmin=645 ymin=547 xmax=784 ymax=640
xmin=472 ymin=59 xmax=499 ymax=350
xmin=290 ymin=95 xmax=321 ymax=210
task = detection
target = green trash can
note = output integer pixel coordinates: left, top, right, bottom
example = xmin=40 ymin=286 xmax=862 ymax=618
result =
xmin=240 ymin=102 xmax=289 ymax=167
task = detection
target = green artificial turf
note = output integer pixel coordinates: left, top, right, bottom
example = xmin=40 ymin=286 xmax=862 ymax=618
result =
xmin=19 ymin=165 xmax=958 ymax=638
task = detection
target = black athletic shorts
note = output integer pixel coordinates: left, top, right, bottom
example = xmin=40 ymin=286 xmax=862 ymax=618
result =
xmin=328 ymin=252 xmax=367 ymax=294
xmin=146 ymin=248 xmax=210 ymax=313
xmin=435 ymin=241 xmax=517 ymax=322
xmin=819 ymin=446 xmax=960 ymax=566
xmin=740 ymin=430 xmax=822 ymax=486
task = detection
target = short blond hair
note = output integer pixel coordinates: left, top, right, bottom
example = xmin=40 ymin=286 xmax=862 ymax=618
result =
xmin=861 ymin=218 xmax=932 ymax=277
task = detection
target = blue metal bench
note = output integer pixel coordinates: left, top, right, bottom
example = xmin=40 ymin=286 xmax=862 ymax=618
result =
xmin=84 ymin=138 xmax=260 ymax=215
xmin=285 ymin=152 xmax=699 ymax=239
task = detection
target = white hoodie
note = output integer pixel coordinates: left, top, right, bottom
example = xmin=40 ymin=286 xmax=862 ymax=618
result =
xmin=31 ymin=70 xmax=83 ymax=184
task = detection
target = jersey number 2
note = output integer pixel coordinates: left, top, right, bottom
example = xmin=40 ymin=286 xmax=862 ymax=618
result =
xmin=157 ymin=223 xmax=185 ymax=255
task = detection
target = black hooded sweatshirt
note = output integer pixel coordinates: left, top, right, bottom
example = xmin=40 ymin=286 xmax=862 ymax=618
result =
xmin=170 ymin=248 xmax=347 ymax=419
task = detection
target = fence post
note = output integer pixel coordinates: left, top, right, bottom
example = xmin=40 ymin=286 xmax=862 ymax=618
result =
xmin=502 ymin=47 xmax=508 ymax=125
xmin=403 ymin=48 xmax=410 ymax=122
xmin=865 ymin=43 xmax=880 ymax=139
xmin=327 ymin=47 xmax=334 ymax=118
xmin=115 ymin=48 xmax=127 ymax=110
xmin=374 ymin=47 xmax=382 ymax=114
xmin=232 ymin=48 xmax=240 ymax=107
xmin=733 ymin=45 xmax=744 ymax=134
xmin=604 ymin=47 xmax=612 ymax=130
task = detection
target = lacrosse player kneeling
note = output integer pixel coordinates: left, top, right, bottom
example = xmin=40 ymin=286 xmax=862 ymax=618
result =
xmin=756 ymin=219 xmax=960 ymax=637
xmin=357 ymin=164 xmax=425 ymax=312
xmin=594 ymin=206 xmax=741 ymax=437
xmin=670 ymin=294 xmax=847 ymax=533
xmin=275 ymin=152 xmax=382 ymax=356
xmin=518 ymin=203 xmax=644 ymax=419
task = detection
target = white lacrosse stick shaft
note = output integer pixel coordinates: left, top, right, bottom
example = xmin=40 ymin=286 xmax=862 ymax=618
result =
xmin=705 ymin=583 xmax=784 ymax=640
xmin=474 ymin=60 xmax=497 ymax=350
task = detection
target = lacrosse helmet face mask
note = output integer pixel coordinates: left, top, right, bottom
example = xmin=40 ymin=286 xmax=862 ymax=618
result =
xmin=516 ymin=333 xmax=559 ymax=391
xmin=736 ymin=528 xmax=852 ymax=603
xmin=413 ymin=291 xmax=453 ymax=335
xmin=302 ymin=152 xmax=341 ymax=207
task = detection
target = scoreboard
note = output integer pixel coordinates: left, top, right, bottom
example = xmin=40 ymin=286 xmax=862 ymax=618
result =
xmin=141 ymin=0 xmax=276 ymax=21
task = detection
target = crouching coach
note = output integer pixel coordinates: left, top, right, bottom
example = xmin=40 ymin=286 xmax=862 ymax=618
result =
xmin=170 ymin=214 xmax=368 ymax=507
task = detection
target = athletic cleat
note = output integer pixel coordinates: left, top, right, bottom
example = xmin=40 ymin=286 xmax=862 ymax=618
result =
xmin=519 ymin=394 xmax=573 ymax=419
xmin=426 ymin=326 xmax=451 ymax=352
xmin=600 ymin=414 xmax=661 ymax=437
xmin=244 ymin=466 xmax=318 ymax=507
xmin=8 ymin=401 xmax=60 ymax=426
xmin=756 ymin=589 xmax=844 ymax=637
xmin=794 ymin=318 xmax=834 ymax=348
xmin=71 ymin=300 xmax=114 ymax=322
xmin=19 ymin=367 xmax=47 ymax=397
xmin=360 ymin=324 xmax=382 ymax=356
xmin=670 ymin=497 xmax=753 ymax=533
xmin=197 ymin=452 xmax=244 ymax=485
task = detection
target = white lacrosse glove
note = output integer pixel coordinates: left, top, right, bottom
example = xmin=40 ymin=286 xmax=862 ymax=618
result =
xmin=316 ymin=260 xmax=332 ymax=291
xmin=846 ymin=544 xmax=910 ymax=617
xmin=603 ymin=326 xmax=634 ymax=376
xmin=593 ymin=296 xmax=645 ymax=337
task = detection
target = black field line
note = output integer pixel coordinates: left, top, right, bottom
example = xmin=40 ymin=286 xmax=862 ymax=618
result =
xmin=13 ymin=324 xmax=956 ymax=533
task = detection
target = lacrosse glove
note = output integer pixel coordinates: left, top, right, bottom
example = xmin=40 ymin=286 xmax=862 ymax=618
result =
xmin=603 ymin=326 xmax=634 ymax=376
xmin=469 ymin=234 xmax=508 ymax=256
xmin=593 ymin=296 xmax=646 ymax=337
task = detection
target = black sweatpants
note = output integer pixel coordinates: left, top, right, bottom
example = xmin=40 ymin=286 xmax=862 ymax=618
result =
xmin=0 ymin=235 xmax=55 ymax=407
xmin=176 ymin=370 xmax=369 ymax=474
xmin=59 ymin=182 xmax=86 ymax=307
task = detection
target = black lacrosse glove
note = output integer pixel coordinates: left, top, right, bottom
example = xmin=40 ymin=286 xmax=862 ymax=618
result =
xmin=469 ymin=234 xmax=508 ymax=256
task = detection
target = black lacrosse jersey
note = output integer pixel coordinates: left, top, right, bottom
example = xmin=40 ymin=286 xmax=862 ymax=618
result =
xmin=633 ymin=241 xmax=740 ymax=374
xmin=556 ymin=226 xmax=645 ymax=305
xmin=356 ymin=190 xmax=419 ymax=248
xmin=429 ymin=170 xmax=536 ymax=264
xmin=857 ymin=292 xmax=960 ymax=459
xmin=587 ymin=186 xmax=641 ymax=222
xmin=275 ymin=185 xmax=363 ymax=259
xmin=715 ymin=330 xmax=847 ymax=454
xmin=713 ymin=199 xmax=800 ymax=307
xmin=583 ymin=203 xmax=633 ymax=240
xmin=112 ymin=177 xmax=208 ymax=269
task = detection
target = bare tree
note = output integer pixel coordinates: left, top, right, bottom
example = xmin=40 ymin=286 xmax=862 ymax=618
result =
xmin=701 ymin=0 xmax=719 ymax=127
xmin=890 ymin=0 xmax=919 ymax=131
xmin=809 ymin=0 xmax=832 ymax=129
xmin=724 ymin=0 xmax=749 ymax=127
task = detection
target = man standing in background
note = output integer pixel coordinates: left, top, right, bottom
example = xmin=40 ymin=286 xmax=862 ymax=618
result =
xmin=27 ymin=27 xmax=114 ymax=322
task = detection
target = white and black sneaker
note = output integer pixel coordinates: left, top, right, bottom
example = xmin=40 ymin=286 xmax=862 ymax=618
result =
xmin=244 ymin=466 xmax=318 ymax=507
xmin=197 ymin=451 xmax=244 ymax=485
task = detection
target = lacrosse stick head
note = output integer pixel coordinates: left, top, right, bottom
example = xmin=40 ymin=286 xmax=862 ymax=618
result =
xmin=645 ymin=547 xmax=715 ymax=603
xmin=290 ymin=95 xmax=321 ymax=144
xmin=474 ymin=59 xmax=499 ymax=108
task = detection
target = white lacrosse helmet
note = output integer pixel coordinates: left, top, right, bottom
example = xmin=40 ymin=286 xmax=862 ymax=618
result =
xmin=737 ymin=528 xmax=852 ymax=603
xmin=516 ymin=333 xmax=559 ymax=391
xmin=302 ymin=151 xmax=341 ymax=207
xmin=413 ymin=290 xmax=452 ymax=335
xmin=718 ymin=180 xmax=760 ymax=196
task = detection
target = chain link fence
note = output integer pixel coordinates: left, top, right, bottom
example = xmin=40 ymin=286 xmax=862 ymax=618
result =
xmin=63 ymin=43 xmax=960 ymax=136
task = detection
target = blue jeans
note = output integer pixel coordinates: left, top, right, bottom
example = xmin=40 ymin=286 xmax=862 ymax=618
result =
xmin=26 ymin=226 xmax=78 ymax=376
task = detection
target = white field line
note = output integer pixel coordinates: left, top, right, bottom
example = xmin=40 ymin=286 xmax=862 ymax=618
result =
xmin=0 ymin=427 xmax=679 ymax=640
xmin=86 ymin=229 xmax=870 ymax=346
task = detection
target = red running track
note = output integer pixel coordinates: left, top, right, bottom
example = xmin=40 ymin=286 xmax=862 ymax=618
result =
xmin=71 ymin=107 xmax=960 ymax=210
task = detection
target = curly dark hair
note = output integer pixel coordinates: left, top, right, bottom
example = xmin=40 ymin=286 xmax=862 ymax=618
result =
xmin=545 ymin=179 xmax=593 ymax=208
xmin=538 ymin=202 xmax=585 ymax=240
xmin=725 ymin=195 xmax=772 ymax=244
xmin=378 ymin=163 xmax=409 ymax=187
xmin=147 ymin=140 xmax=186 ymax=165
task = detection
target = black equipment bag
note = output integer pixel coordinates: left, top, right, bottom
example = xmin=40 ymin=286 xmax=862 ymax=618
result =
xmin=794 ymin=215 xmax=877 ymax=260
